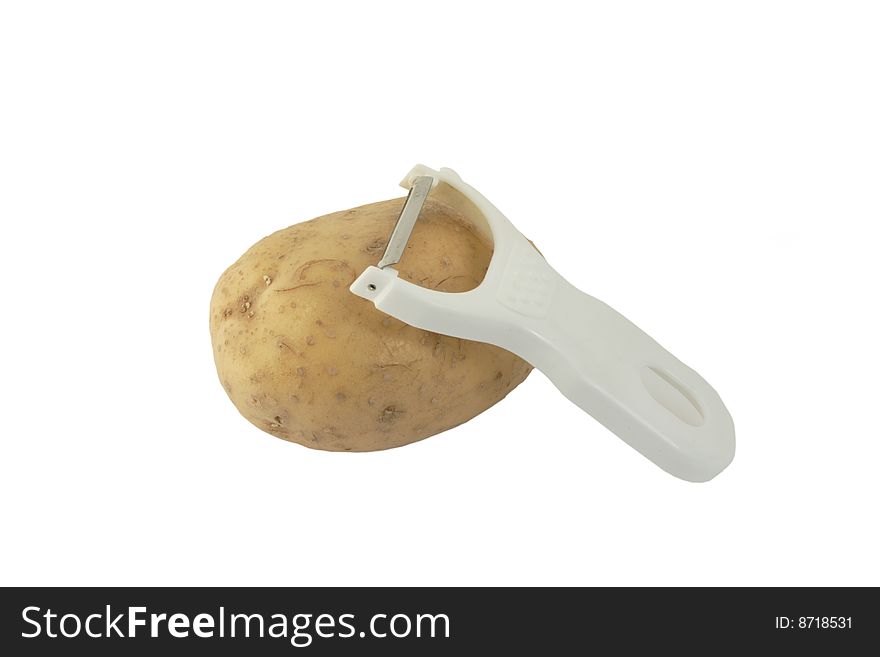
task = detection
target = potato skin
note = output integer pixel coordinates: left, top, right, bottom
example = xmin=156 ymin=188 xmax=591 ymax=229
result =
xmin=210 ymin=197 xmax=532 ymax=451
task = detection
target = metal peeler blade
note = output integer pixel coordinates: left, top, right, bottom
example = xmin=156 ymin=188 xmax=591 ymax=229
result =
xmin=377 ymin=176 xmax=433 ymax=269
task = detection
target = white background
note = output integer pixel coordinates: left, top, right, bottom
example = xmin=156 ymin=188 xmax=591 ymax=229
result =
xmin=1 ymin=1 xmax=878 ymax=586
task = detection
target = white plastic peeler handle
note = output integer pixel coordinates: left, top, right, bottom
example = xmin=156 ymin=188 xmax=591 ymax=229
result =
xmin=351 ymin=166 xmax=734 ymax=482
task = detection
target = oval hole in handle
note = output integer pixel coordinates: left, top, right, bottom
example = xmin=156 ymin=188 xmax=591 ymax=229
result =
xmin=639 ymin=366 xmax=705 ymax=427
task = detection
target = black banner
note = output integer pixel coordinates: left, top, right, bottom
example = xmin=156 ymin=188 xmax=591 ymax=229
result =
xmin=1 ymin=587 xmax=875 ymax=654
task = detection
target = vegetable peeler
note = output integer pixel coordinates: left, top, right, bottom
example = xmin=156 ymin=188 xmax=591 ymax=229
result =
xmin=351 ymin=165 xmax=735 ymax=481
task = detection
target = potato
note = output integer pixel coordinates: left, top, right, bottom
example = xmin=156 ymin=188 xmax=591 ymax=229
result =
xmin=209 ymin=196 xmax=532 ymax=451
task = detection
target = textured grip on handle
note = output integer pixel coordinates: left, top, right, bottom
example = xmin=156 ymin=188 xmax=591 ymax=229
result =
xmin=487 ymin=239 xmax=734 ymax=481
xmin=532 ymin=279 xmax=735 ymax=482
